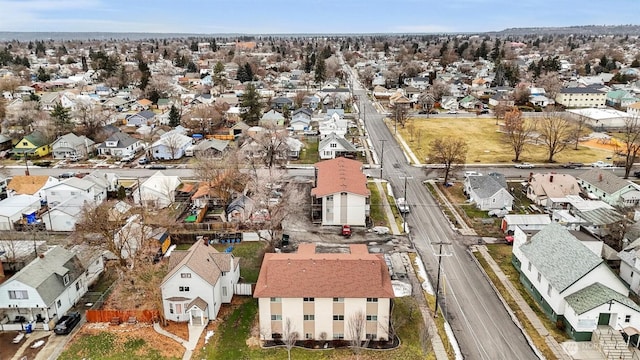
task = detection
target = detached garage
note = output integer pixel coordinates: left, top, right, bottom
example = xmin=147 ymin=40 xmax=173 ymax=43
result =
xmin=0 ymin=195 xmax=42 ymax=230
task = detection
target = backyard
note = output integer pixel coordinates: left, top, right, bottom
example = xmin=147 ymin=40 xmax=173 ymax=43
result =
xmin=395 ymin=117 xmax=614 ymax=164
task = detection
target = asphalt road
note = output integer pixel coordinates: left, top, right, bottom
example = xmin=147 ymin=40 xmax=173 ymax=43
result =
xmin=348 ymin=65 xmax=539 ymax=359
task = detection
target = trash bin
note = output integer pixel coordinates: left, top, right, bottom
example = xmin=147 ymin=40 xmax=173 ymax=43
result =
xmin=25 ymin=323 xmax=32 ymax=334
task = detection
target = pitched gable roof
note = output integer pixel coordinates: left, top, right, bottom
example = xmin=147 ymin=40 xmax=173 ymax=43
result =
xmin=11 ymin=246 xmax=85 ymax=306
xmin=467 ymin=173 xmax=509 ymax=199
xmin=162 ymin=240 xmax=236 ymax=287
xmin=24 ymin=131 xmax=49 ymax=147
xmin=529 ymin=173 xmax=580 ymax=198
xmin=99 ymin=132 xmax=138 ymax=149
xmin=579 ymin=168 xmax=633 ymax=194
xmin=318 ymin=132 xmax=357 ymax=152
xmin=311 ymin=157 xmax=370 ymax=197
xmin=254 ymin=244 xmax=394 ymax=298
xmin=565 ymin=282 xmax=640 ymax=315
xmin=8 ymin=175 xmax=53 ymax=195
xmin=519 ymin=223 xmax=602 ymax=292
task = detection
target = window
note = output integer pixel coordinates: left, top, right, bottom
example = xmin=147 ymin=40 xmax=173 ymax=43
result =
xmin=333 ymin=315 xmax=344 ymax=321
xmin=57 ymin=299 xmax=62 ymax=307
xmin=63 ymin=274 xmax=70 ymax=286
xmin=50 ymin=191 xmax=57 ymax=196
xmin=180 ymin=273 xmax=191 ymax=278
xmin=366 ymin=333 xmax=377 ymax=340
xmin=366 ymin=298 xmax=378 ymax=303
xmin=303 ymin=297 xmax=314 ymax=302
xmin=527 ymin=262 xmax=532 ymax=271
xmin=547 ymin=284 xmax=552 ymax=296
xmin=333 ymin=297 xmax=344 ymax=302
xmin=330 ymin=143 xmax=337 ymax=148
xmin=305 ymin=333 xmax=313 ymax=339
xmin=271 ymin=314 xmax=282 ymax=321
xmin=222 ymin=286 xmax=227 ymax=297
xmin=270 ymin=297 xmax=281 ymax=303
xmin=333 ymin=333 xmax=344 ymax=340
xmin=632 ymin=272 xmax=634 ymax=278
xmin=76 ymin=282 xmax=80 ymax=291
xmin=366 ymin=315 xmax=377 ymax=321
xmin=304 ymin=314 xmax=315 ymax=321
xmin=179 ymin=286 xmax=190 ymax=292
xmin=169 ymin=303 xmax=174 ymax=314
xmin=327 ymin=195 xmax=333 ymax=201
xmin=626 ymin=315 xmax=632 ymax=323
xmin=537 ymin=273 xmax=541 ymax=283
xmin=8 ymin=290 xmax=28 ymax=300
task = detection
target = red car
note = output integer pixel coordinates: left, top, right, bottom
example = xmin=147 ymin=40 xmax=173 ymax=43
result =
xmin=342 ymin=225 xmax=352 ymax=237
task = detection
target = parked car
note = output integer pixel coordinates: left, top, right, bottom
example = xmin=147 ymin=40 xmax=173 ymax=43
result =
xmin=138 ymin=157 xmax=150 ymax=165
xmin=561 ymin=162 xmax=584 ymax=169
xmin=514 ymin=162 xmax=535 ymax=169
xmin=58 ymin=172 xmax=76 ymax=179
xmin=447 ymin=110 xmax=459 ymax=114
xmin=396 ymin=197 xmax=410 ymax=213
xmin=54 ymin=312 xmax=81 ymax=335
xmin=121 ymin=153 xmax=135 ymax=162
xmin=634 ymin=170 xmax=640 ymax=178
xmin=148 ymin=164 xmax=167 ymax=170
xmin=592 ymin=161 xmax=614 ymax=168
xmin=341 ymin=224 xmax=352 ymax=237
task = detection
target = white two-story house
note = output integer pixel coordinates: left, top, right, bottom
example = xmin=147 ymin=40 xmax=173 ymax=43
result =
xmin=0 ymin=246 xmax=104 ymax=331
xmin=512 ymin=223 xmax=640 ymax=341
xmin=96 ymin=132 xmax=142 ymax=158
xmin=161 ymin=240 xmax=240 ymax=325
xmin=311 ymin=158 xmax=370 ymax=226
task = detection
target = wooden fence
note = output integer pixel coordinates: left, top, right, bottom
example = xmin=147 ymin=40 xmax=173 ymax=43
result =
xmin=85 ymin=309 xmax=159 ymax=324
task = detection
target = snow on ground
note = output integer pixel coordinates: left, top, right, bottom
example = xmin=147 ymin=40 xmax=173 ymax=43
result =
xmin=414 ymin=255 xmax=434 ymax=295
xmin=392 ymin=280 xmax=412 ymax=297
xmin=204 ymin=330 xmax=215 ymax=344
xmin=444 ymin=321 xmax=463 ymax=360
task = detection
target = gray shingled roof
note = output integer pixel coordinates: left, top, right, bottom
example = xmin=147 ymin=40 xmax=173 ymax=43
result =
xmin=565 ymin=282 xmax=640 ymax=315
xmin=319 ymin=133 xmax=357 ymax=152
xmin=98 ymin=132 xmax=138 ymax=149
xmin=467 ymin=173 xmax=508 ymax=199
xmin=12 ymin=246 xmax=85 ymax=306
xmin=520 ymin=223 xmax=602 ymax=292
xmin=162 ymin=240 xmax=237 ymax=287
xmin=579 ymin=169 xmax=632 ymax=194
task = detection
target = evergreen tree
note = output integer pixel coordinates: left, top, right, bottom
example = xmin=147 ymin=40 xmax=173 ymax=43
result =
xmin=632 ymin=59 xmax=640 ymax=68
xmin=244 ymin=63 xmax=253 ymax=81
xmin=168 ymin=105 xmax=181 ymax=127
xmin=81 ymin=56 xmax=88 ymax=72
xmin=187 ymin=61 xmax=198 ymax=73
xmin=51 ymin=103 xmax=73 ymax=135
xmin=36 ymin=67 xmax=50 ymax=82
xmin=240 ymin=83 xmax=262 ymax=126
xmin=314 ymin=57 xmax=326 ymax=85
xmin=585 ymin=63 xmax=591 ymax=75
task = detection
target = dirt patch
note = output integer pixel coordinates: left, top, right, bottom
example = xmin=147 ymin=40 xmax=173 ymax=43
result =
xmin=0 ymin=331 xmax=25 ymax=360
xmin=161 ymin=321 xmax=188 ymax=342
xmin=580 ymin=138 xmax=621 ymax=152
xmin=20 ymin=334 xmax=50 ymax=360
xmin=78 ymin=322 xmax=184 ymax=359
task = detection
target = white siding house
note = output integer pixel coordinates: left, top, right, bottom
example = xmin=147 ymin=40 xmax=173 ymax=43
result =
xmin=161 ymin=240 xmax=240 ymax=325
xmin=463 ymin=173 xmax=513 ymax=211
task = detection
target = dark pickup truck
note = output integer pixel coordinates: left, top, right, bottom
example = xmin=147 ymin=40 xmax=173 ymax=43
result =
xmin=54 ymin=312 xmax=81 ymax=335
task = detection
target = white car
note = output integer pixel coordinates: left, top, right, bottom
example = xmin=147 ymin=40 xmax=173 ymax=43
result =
xmin=514 ymin=162 xmax=535 ymax=169
xmin=447 ymin=110 xmax=459 ymax=114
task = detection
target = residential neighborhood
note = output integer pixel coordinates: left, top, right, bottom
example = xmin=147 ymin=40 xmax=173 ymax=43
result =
xmin=6 ymin=23 xmax=640 ymax=360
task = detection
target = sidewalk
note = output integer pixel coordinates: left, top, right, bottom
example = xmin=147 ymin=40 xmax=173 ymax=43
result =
xmin=474 ymin=245 xmax=571 ymax=360
xmin=153 ymin=322 xmax=206 ymax=360
xmin=427 ymin=180 xmax=477 ymax=236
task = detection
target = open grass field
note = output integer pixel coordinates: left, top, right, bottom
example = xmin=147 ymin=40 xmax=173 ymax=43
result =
xmin=397 ymin=117 xmax=614 ymax=164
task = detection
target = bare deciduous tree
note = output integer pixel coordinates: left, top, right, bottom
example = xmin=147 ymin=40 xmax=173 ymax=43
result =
xmin=282 ymin=317 xmax=299 ymax=360
xmin=192 ymin=149 xmax=248 ymax=205
xmin=347 ymin=310 xmax=369 ymax=359
xmin=503 ymin=108 xmax=536 ymax=162
xmin=539 ymin=110 xmax=572 ymax=163
xmin=569 ymin=114 xmax=590 ymax=150
xmin=619 ymin=116 xmax=640 ymax=179
xmin=428 ymin=137 xmax=468 ymax=184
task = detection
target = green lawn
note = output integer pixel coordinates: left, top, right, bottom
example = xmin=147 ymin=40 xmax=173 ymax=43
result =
xmin=198 ymin=297 xmax=432 ymax=360
xmin=213 ymin=241 xmax=266 ymax=283
xmin=368 ymin=182 xmax=387 ymax=227
xmin=293 ymin=138 xmax=319 ymax=164
xmin=396 ymin=117 xmax=613 ymax=164
xmin=59 ymin=332 xmax=180 ymax=360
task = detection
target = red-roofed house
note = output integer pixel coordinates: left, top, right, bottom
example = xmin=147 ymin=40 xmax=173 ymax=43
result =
xmin=311 ymin=158 xmax=370 ymax=226
xmin=160 ymin=240 xmax=240 ymax=325
xmin=254 ymin=243 xmax=394 ymax=342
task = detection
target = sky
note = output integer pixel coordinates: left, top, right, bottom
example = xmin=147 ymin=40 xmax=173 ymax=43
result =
xmin=1 ymin=0 xmax=640 ymax=34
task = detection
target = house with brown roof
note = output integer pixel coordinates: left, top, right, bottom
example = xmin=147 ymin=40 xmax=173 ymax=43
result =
xmin=311 ymin=158 xmax=370 ymax=226
xmin=254 ymin=243 xmax=394 ymax=342
xmin=527 ymin=173 xmax=581 ymax=208
xmin=7 ymin=175 xmax=59 ymax=198
xmin=160 ymin=240 xmax=240 ymax=325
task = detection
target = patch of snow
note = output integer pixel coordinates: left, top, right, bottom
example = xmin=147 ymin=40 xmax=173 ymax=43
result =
xmin=391 ymin=280 xmax=412 ymax=297
xmin=444 ymin=321 xmax=463 ymax=360
xmin=414 ymin=255 xmax=433 ymax=295
xmin=204 ymin=330 xmax=215 ymax=344
xmin=31 ymin=340 xmax=45 ymax=348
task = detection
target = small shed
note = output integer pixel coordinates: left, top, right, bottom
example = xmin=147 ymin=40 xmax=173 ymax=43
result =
xmin=501 ymin=214 xmax=551 ymax=235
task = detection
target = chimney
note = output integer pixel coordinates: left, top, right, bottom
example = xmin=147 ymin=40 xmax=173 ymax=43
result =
xmin=549 ymin=175 xmax=553 ymax=183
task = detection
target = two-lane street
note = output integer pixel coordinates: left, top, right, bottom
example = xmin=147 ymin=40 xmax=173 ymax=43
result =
xmin=350 ymin=65 xmax=539 ymax=359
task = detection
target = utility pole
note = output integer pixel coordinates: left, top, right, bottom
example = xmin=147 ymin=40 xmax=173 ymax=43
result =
xmin=399 ymin=175 xmax=413 ymax=233
xmin=379 ymin=139 xmax=386 ymax=179
xmin=433 ymin=241 xmax=452 ymax=317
